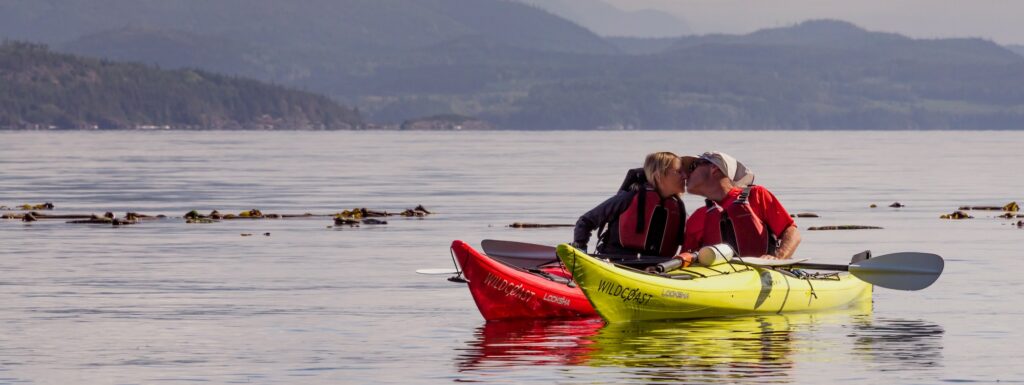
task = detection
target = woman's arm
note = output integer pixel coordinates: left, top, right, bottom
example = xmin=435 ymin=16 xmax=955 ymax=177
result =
xmin=572 ymin=191 xmax=634 ymax=251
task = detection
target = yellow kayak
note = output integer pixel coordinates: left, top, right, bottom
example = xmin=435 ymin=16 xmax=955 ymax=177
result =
xmin=556 ymin=244 xmax=872 ymax=323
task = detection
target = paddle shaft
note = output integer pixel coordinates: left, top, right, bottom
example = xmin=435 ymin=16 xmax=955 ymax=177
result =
xmin=484 ymin=239 xmax=942 ymax=290
xmin=656 ymin=260 xmax=849 ymax=273
xmin=789 ymin=262 xmax=849 ymax=271
xmin=657 ymin=251 xmax=943 ymax=290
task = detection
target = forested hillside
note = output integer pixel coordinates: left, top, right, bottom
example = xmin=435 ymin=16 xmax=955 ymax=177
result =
xmin=606 ymin=37 xmax=682 ymax=55
xmin=0 ymin=41 xmax=363 ymax=129
xmin=2 ymin=0 xmax=1024 ymax=129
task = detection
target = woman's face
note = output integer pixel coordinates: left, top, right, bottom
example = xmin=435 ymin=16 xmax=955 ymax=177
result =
xmin=657 ymin=157 xmax=686 ymax=196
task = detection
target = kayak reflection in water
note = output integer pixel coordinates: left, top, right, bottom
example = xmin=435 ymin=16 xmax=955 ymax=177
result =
xmin=585 ymin=315 xmax=800 ymax=382
xmin=680 ymin=151 xmax=802 ymax=261
xmin=572 ymin=152 xmax=689 ymax=259
xmin=455 ymin=303 xmax=876 ymax=383
xmin=456 ymin=318 xmax=603 ymax=371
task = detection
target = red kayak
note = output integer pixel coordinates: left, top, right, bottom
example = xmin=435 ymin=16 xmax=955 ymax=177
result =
xmin=450 ymin=240 xmax=597 ymax=321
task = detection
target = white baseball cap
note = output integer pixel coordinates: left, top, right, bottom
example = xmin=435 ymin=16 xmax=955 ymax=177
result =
xmin=681 ymin=151 xmax=755 ymax=187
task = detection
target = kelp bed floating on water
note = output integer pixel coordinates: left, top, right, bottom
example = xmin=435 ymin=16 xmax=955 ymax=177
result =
xmin=1 ymin=202 xmax=433 ymax=228
xmin=4 ymin=200 xmax=1023 ymax=230
xmin=808 ymin=225 xmax=884 ymax=231
xmin=939 ymin=201 xmax=1020 ymax=221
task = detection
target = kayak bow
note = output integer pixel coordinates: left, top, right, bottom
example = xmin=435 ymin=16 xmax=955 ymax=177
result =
xmin=451 ymin=240 xmax=597 ymax=321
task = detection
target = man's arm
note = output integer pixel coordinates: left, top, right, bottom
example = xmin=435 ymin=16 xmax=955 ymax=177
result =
xmin=764 ymin=225 xmax=801 ymax=260
xmin=749 ymin=186 xmax=799 ymax=260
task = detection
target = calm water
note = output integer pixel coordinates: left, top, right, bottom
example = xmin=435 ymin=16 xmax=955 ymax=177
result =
xmin=0 ymin=130 xmax=1022 ymax=384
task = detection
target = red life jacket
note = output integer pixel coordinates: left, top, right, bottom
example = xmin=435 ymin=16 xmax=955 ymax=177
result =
xmin=617 ymin=188 xmax=686 ymax=257
xmin=701 ymin=186 xmax=779 ymax=257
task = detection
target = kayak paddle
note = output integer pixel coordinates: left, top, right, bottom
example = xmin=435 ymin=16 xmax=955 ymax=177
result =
xmin=481 ymin=239 xmax=670 ymax=269
xmin=657 ymin=247 xmax=943 ymax=291
xmin=416 ymin=268 xmax=460 ymax=275
xmin=689 ymin=245 xmax=944 ymax=290
xmin=485 ymin=239 xmax=943 ymax=291
xmin=783 ymin=252 xmax=943 ymax=291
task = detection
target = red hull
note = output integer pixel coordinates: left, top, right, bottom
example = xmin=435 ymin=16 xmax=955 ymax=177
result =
xmin=451 ymin=240 xmax=597 ymax=321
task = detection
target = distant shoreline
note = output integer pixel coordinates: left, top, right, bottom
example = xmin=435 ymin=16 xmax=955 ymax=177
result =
xmin=3 ymin=127 xmax=1022 ymax=132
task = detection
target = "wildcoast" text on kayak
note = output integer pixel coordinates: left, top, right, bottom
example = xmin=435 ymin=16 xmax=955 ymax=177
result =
xmin=597 ymin=280 xmax=653 ymax=306
xmin=483 ymin=272 xmax=536 ymax=302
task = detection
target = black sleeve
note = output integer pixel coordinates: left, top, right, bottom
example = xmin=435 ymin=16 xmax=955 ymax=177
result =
xmin=618 ymin=168 xmax=646 ymax=192
xmin=573 ymin=191 xmax=635 ymax=248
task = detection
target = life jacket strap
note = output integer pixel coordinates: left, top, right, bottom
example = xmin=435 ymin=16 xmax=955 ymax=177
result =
xmin=719 ymin=209 xmax=737 ymax=253
xmin=676 ymin=197 xmax=686 ymax=248
xmin=635 ymin=189 xmax=646 ymax=234
xmin=729 ymin=185 xmax=781 ymax=256
xmin=736 ymin=186 xmax=753 ymax=204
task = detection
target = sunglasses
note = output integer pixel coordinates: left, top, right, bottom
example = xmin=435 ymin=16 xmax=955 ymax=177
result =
xmin=686 ymin=159 xmax=710 ymax=173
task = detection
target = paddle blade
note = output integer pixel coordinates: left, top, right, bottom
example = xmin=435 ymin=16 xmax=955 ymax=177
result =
xmin=850 ymin=252 xmax=944 ymax=291
xmin=480 ymin=239 xmax=674 ymax=270
xmin=416 ymin=268 xmax=460 ymax=275
xmin=480 ymin=239 xmax=559 ymax=269
xmin=481 ymin=239 xmax=557 ymax=258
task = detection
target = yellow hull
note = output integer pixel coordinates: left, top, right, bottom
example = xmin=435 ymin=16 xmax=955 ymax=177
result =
xmin=556 ymin=244 xmax=872 ymax=323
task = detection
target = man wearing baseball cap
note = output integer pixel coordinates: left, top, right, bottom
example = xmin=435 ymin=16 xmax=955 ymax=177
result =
xmin=677 ymin=151 xmax=802 ymax=260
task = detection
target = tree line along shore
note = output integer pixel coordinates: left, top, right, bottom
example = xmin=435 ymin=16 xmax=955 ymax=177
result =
xmin=0 ymin=41 xmax=363 ymax=130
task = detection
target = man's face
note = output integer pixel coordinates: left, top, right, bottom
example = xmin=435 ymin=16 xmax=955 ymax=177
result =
xmin=685 ymin=159 xmax=713 ymax=196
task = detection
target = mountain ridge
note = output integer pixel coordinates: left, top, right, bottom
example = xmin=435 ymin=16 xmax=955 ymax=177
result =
xmin=0 ymin=0 xmax=617 ymax=54
xmin=2 ymin=1 xmax=1023 ymax=130
xmin=521 ymin=0 xmax=691 ymax=37
xmin=1008 ymin=44 xmax=1024 ymax=58
xmin=0 ymin=41 xmax=363 ymax=130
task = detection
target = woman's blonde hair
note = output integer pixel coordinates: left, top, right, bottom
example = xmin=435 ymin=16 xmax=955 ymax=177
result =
xmin=643 ymin=151 xmax=679 ymax=189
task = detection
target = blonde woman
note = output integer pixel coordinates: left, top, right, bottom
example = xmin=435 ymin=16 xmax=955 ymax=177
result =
xmin=572 ymin=152 xmax=688 ymax=258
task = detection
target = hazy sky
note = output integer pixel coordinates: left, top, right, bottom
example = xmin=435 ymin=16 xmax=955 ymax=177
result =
xmin=605 ymin=0 xmax=1024 ymax=45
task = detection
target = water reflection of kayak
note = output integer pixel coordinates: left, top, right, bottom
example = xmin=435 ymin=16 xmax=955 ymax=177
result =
xmin=457 ymin=303 xmax=875 ymax=377
xmin=582 ymin=305 xmax=874 ymax=383
xmin=455 ymin=310 xmax=946 ymax=384
xmin=557 ymin=244 xmax=873 ymax=322
xmin=456 ymin=318 xmax=603 ymax=371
